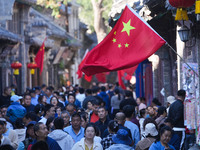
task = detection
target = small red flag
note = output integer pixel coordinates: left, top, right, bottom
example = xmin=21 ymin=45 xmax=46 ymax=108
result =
xmin=118 ymin=70 xmax=126 ymax=89
xmin=84 ymin=74 xmax=92 ymax=82
xmin=81 ymin=5 xmax=166 ymax=76
xmin=35 ymin=39 xmax=46 ymax=75
xmin=118 ymin=65 xmax=138 ymax=88
xmin=95 ymin=73 xmax=106 ymax=83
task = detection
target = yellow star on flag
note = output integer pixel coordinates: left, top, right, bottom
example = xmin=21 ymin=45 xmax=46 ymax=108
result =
xmin=112 ymin=38 xmax=116 ymax=43
xmin=121 ymin=19 xmax=135 ymax=36
xmin=125 ymin=43 xmax=129 ymax=48
xmin=114 ymin=31 xmax=117 ymax=35
xmin=118 ymin=44 xmax=122 ymax=48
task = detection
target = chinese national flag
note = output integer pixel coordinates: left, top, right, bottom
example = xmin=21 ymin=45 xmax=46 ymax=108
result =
xmin=35 ymin=40 xmax=45 ymax=75
xmin=81 ymin=5 xmax=166 ymax=76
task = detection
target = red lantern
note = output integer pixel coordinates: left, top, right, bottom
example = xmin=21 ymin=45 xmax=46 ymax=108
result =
xmin=169 ymin=0 xmax=195 ymax=20
xmin=27 ymin=62 xmax=37 ymax=74
xmin=11 ymin=61 xmax=22 ymax=75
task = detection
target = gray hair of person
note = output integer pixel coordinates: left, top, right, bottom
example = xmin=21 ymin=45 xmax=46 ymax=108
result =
xmin=61 ymin=110 xmax=70 ymax=117
xmin=33 ymin=122 xmax=44 ymax=136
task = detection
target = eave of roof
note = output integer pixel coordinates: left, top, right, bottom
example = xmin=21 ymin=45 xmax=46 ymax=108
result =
xmin=0 ymin=27 xmax=23 ymax=43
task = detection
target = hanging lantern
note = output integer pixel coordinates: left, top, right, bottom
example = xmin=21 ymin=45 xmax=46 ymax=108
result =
xmin=169 ymin=0 xmax=195 ymax=20
xmin=11 ymin=61 xmax=22 ymax=75
xmin=27 ymin=62 xmax=37 ymax=74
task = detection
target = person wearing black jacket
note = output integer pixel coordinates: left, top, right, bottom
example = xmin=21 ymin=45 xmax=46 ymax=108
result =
xmin=119 ymin=90 xmax=137 ymax=111
xmin=95 ymin=106 xmax=110 ymax=138
xmin=0 ymin=87 xmax=11 ymax=107
xmin=168 ymin=89 xmax=186 ymax=150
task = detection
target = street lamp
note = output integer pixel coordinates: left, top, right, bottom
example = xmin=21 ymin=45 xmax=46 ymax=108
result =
xmin=178 ymin=25 xmax=190 ymax=42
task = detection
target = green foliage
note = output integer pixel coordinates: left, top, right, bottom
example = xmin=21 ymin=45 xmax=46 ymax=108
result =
xmin=76 ymin=0 xmax=112 ymax=32
xmin=76 ymin=0 xmax=94 ymax=31
xmin=36 ymin=0 xmax=68 ymax=18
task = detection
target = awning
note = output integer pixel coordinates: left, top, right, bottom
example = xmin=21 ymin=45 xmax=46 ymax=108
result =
xmin=0 ymin=27 xmax=22 ymax=43
xmin=53 ymin=47 xmax=66 ymax=65
xmin=15 ymin=0 xmax=37 ymax=5
xmin=62 ymin=36 xmax=82 ymax=49
xmin=53 ymin=47 xmax=74 ymax=65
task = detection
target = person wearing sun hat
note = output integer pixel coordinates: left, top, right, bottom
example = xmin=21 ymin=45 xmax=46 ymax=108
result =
xmin=135 ymin=123 xmax=158 ymax=150
xmin=6 ymin=95 xmax=26 ymax=123
xmin=106 ymin=129 xmax=134 ymax=150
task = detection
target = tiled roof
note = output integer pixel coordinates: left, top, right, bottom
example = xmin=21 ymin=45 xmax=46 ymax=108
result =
xmin=0 ymin=26 xmax=22 ymax=42
xmin=15 ymin=0 xmax=37 ymax=5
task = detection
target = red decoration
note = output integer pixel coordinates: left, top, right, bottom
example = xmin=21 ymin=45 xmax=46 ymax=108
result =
xmin=80 ymin=6 xmax=166 ymax=76
xmin=27 ymin=62 xmax=37 ymax=74
xmin=11 ymin=61 xmax=22 ymax=75
xmin=169 ymin=0 xmax=195 ymax=8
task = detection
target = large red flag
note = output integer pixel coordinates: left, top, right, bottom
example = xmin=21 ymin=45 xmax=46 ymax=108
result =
xmin=81 ymin=5 xmax=166 ymax=76
xmin=35 ymin=39 xmax=46 ymax=75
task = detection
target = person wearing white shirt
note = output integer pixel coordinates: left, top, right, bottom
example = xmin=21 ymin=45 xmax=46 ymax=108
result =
xmin=39 ymin=104 xmax=55 ymax=124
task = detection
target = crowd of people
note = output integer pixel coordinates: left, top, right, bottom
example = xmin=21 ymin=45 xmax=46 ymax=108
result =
xmin=0 ymin=82 xmax=190 ymax=150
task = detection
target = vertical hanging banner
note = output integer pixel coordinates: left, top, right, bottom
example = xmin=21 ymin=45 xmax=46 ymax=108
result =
xmin=35 ymin=38 xmax=46 ymax=75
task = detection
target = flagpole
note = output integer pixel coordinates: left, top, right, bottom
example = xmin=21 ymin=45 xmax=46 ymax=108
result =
xmin=166 ymin=43 xmax=199 ymax=77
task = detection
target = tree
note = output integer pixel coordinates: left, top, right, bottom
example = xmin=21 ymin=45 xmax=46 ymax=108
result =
xmin=77 ymin=0 xmax=112 ymax=43
xmin=37 ymin=0 xmax=112 ymax=42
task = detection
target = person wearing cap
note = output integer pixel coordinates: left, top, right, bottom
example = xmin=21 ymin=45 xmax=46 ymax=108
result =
xmin=106 ymin=129 xmax=134 ymax=150
xmin=166 ymin=96 xmax=175 ymax=114
xmin=17 ymin=121 xmax=36 ymax=150
xmin=6 ymin=95 xmax=26 ymax=123
xmin=135 ymin=123 xmax=158 ymax=150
